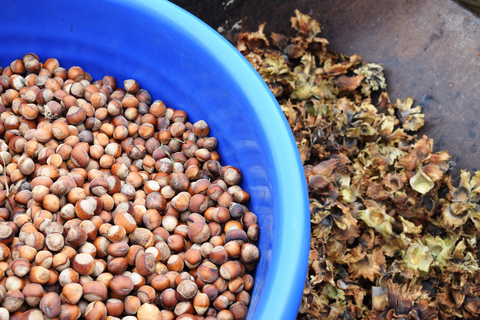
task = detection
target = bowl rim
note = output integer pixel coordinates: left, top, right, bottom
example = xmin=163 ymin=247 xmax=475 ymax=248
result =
xmin=150 ymin=1 xmax=310 ymax=319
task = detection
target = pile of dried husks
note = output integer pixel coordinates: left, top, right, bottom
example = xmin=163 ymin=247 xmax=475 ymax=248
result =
xmin=237 ymin=10 xmax=480 ymax=320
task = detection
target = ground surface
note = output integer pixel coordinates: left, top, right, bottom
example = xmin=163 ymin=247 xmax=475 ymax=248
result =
xmin=171 ymin=0 xmax=480 ymax=180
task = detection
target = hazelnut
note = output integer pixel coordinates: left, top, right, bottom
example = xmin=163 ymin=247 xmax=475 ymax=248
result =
xmin=193 ymin=120 xmax=210 ymax=137
xmin=202 ymin=284 xmax=219 ymax=301
xmin=72 ymin=253 xmax=95 ymax=275
xmin=75 ymin=198 xmax=97 ymax=220
xmin=0 ymin=225 xmax=14 ymax=244
xmin=124 ymin=295 xmax=141 ymax=315
xmin=188 ymin=221 xmax=211 ymax=243
xmin=225 ymin=229 xmax=248 ymax=245
xmin=40 ymin=292 xmax=61 ymax=318
xmin=150 ymin=274 xmax=170 ymax=292
xmin=62 ymin=283 xmax=83 ymax=304
xmin=85 ymin=301 xmax=107 ymax=320
xmin=213 ymin=295 xmax=230 ymax=311
xmin=176 ymin=279 xmax=198 ymax=300
xmin=22 ymin=284 xmax=44 ymax=307
xmin=2 ymin=289 xmax=24 ymax=312
xmin=184 ymin=248 xmax=202 ymax=269
xmin=11 ymin=258 xmax=31 ymax=277
xmin=129 ymin=228 xmax=154 ymax=248
xmin=66 ymin=225 xmax=88 ymax=247
xmin=52 ymin=252 xmax=70 ymax=271
xmin=109 ymin=275 xmax=134 ymax=296
xmin=166 ymin=255 xmax=184 ymax=272
xmin=45 ymin=233 xmax=65 ymax=252
xmin=89 ymin=177 xmax=109 ymax=196
xmin=219 ymin=261 xmax=241 ymax=280
xmin=107 ymin=257 xmax=128 ymax=275
xmin=169 ymin=172 xmax=190 ymax=192
xmin=198 ymin=261 xmax=219 ymax=284
xmin=106 ymin=242 xmax=130 ymax=257
xmin=173 ymin=301 xmax=194 ymax=317
xmin=193 ymin=292 xmax=210 ymax=315
xmin=136 ymin=285 xmax=156 ymax=303
xmin=210 ymin=246 xmax=229 ymax=266
xmin=83 ymin=281 xmax=108 ymax=302
xmin=135 ymin=253 xmax=156 ymax=276
xmin=240 ymin=243 xmax=260 ymax=264
xmin=160 ymin=288 xmax=178 ymax=310
xmin=137 ymin=302 xmax=162 ymax=320
xmin=59 ymin=304 xmax=81 ymax=320
xmin=106 ymin=298 xmax=123 ymax=317
xmin=71 ymin=147 xmax=90 ymax=168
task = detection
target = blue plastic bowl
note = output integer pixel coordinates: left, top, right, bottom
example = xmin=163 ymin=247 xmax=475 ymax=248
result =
xmin=0 ymin=1 xmax=310 ymax=319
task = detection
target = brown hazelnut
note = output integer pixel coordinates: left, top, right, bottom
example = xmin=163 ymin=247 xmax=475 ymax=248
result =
xmin=188 ymin=221 xmax=211 ymax=243
xmin=66 ymin=225 xmax=88 ymax=247
xmin=106 ymin=298 xmax=123 ymax=317
xmin=173 ymin=301 xmax=194 ymax=317
xmin=11 ymin=258 xmax=31 ymax=278
xmin=106 ymin=225 xmax=126 ymax=243
xmin=139 ymin=210 xmax=160 ymax=231
xmin=177 ymin=279 xmax=198 ymax=300
xmin=39 ymin=292 xmax=61 ymax=317
xmin=219 ymin=261 xmax=241 ymax=280
xmin=160 ymin=288 xmax=178 ymax=310
xmin=1 ymin=289 xmax=24 ymax=312
xmin=109 ymin=275 xmax=134 ymax=296
xmin=24 ymin=231 xmax=45 ymax=251
xmin=167 ymin=234 xmax=185 ymax=253
xmin=124 ymin=295 xmax=141 ymax=315
xmin=198 ymin=261 xmax=219 ymax=284
xmin=106 ymin=257 xmax=128 ymax=275
xmin=166 ymin=254 xmax=184 ymax=272
xmin=0 ymin=225 xmax=14 ymax=245
xmin=22 ymin=283 xmax=44 ymax=307
xmin=83 ymin=281 xmax=108 ymax=302
xmin=210 ymin=246 xmax=229 ymax=266
xmin=45 ymin=233 xmax=65 ymax=252
xmin=72 ymin=253 xmax=95 ymax=275
xmin=52 ymin=252 xmax=70 ymax=271
xmin=145 ymin=192 xmax=166 ymax=211
xmin=135 ymin=253 xmax=156 ymax=276
xmin=106 ymin=242 xmax=130 ymax=257
xmin=184 ymin=248 xmax=202 ymax=269
xmin=213 ymin=295 xmax=230 ymax=311
xmin=202 ymin=284 xmax=219 ymax=301
xmin=68 ymin=66 xmax=85 ymax=81
xmin=136 ymin=285 xmax=155 ymax=304
xmin=71 ymin=147 xmax=90 ymax=168
xmin=137 ymin=302 xmax=162 ymax=320
xmin=85 ymin=301 xmax=107 ymax=320
xmin=75 ymin=198 xmax=97 ymax=220
xmin=225 ymin=229 xmax=248 ymax=245
xmin=211 ymin=207 xmax=230 ymax=224
xmin=62 ymin=283 xmax=83 ymax=304
xmin=193 ymin=292 xmax=210 ymax=315
xmin=129 ymin=228 xmax=154 ymax=248
xmin=193 ymin=120 xmax=210 ymax=137
xmin=169 ymin=172 xmax=190 ymax=192
xmin=59 ymin=304 xmax=81 ymax=320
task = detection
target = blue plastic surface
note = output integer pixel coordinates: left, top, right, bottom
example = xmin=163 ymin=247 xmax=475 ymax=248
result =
xmin=0 ymin=1 xmax=310 ymax=319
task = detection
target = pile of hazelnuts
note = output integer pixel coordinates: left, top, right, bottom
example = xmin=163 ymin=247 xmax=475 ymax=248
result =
xmin=0 ymin=53 xmax=260 ymax=320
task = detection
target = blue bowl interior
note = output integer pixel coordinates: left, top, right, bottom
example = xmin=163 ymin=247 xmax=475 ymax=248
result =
xmin=0 ymin=1 xmax=310 ymax=319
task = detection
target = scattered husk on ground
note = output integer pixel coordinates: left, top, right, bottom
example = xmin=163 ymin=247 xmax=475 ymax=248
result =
xmin=237 ymin=10 xmax=480 ymax=320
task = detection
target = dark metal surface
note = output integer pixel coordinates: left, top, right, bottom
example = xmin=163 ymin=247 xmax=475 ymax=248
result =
xmin=171 ymin=0 xmax=480 ymax=180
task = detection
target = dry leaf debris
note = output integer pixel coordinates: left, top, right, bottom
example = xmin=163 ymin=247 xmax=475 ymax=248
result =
xmin=237 ymin=10 xmax=480 ymax=320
